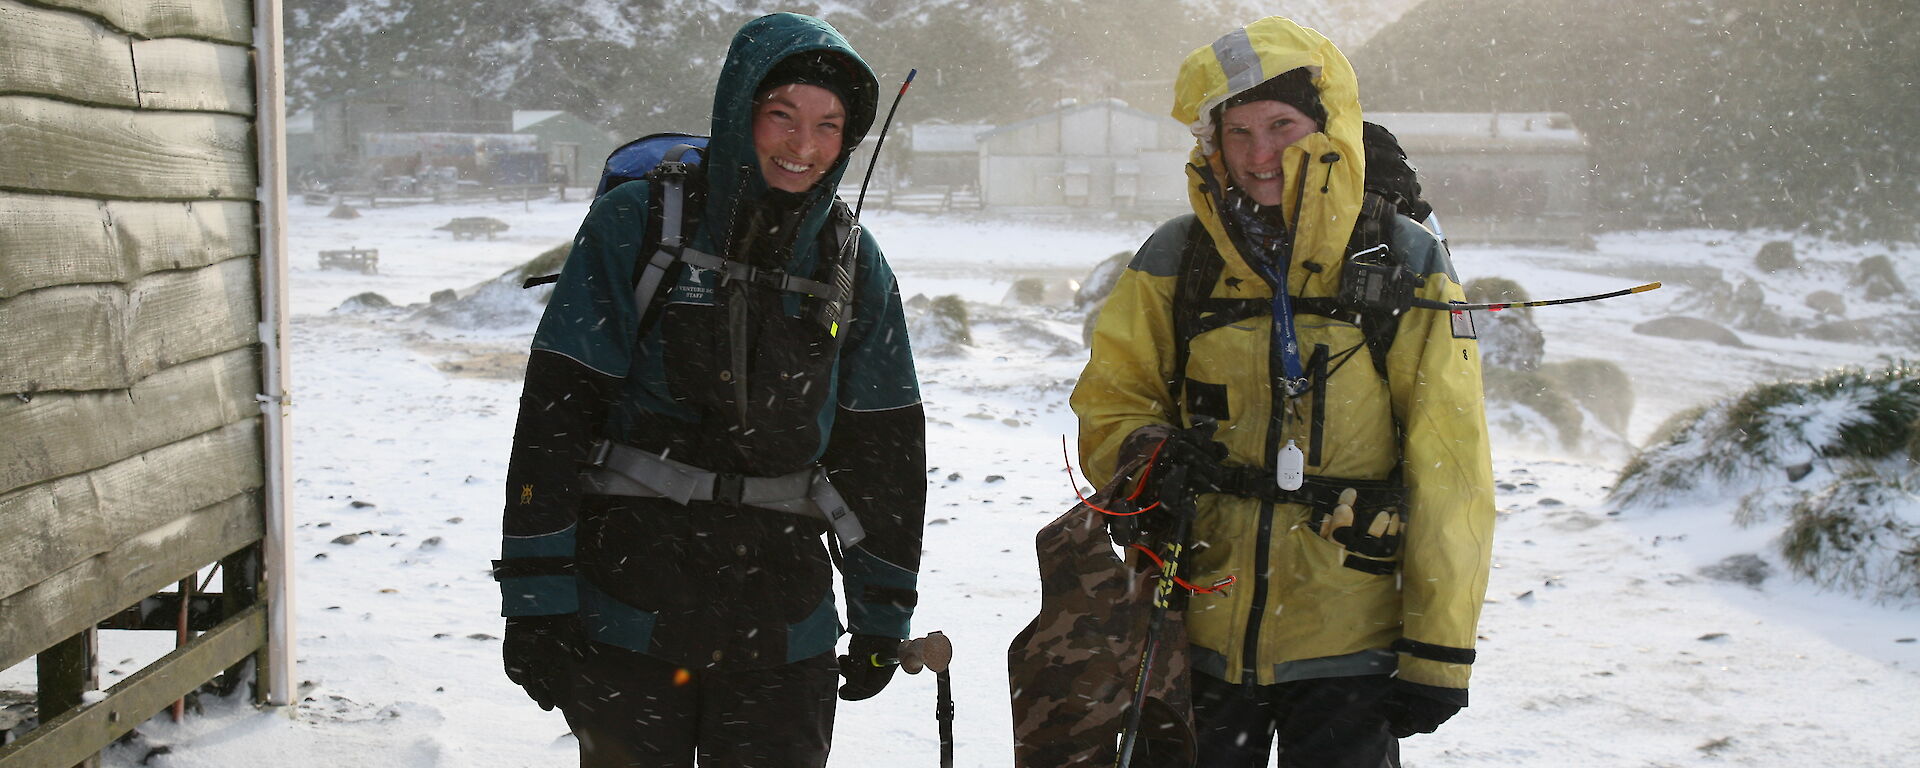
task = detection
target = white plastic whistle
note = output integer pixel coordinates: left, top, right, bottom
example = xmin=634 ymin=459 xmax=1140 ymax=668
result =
xmin=1276 ymin=440 xmax=1305 ymax=492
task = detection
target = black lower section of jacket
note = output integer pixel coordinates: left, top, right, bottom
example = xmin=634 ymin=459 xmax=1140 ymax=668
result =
xmin=505 ymin=350 xmax=926 ymax=668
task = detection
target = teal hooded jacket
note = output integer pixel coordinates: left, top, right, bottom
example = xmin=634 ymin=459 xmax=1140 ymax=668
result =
xmin=497 ymin=13 xmax=925 ymax=669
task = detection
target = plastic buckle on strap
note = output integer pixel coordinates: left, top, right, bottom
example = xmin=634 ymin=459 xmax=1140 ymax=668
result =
xmin=749 ymin=267 xmax=788 ymax=291
xmin=712 ymin=473 xmax=744 ymax=506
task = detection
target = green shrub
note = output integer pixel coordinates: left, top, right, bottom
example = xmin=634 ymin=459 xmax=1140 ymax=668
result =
xmin=517 ymin=243 xmax=571 ymax=285
xmin=1538 ymin=358 xmax=1633 ymax=435
xmin=930 ymin=294 xmax=972 ymax=346
xmin=1611 ymin=361 xmax=1920 ymax=604
xmin=1484 ymin=368 xmax=1583 ymax=449
xmin=1613 ymin=361 xmax=1920 ymax=506
xmin=1778 ymin=469 xmax=1920 ymax=603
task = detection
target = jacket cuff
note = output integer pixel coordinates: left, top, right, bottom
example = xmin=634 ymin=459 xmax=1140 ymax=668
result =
xmin=498 ymin=575 xmax=579 ymax=616
xmin=843 ymin=549 xmax=917 ymax=638
xmin=1393 ymin=649 xmax=1474 ymax=689
xmin=497 ymin=526 xmax=579 ymax=616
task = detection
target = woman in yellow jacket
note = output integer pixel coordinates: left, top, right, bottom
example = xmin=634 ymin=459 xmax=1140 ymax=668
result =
xmin=1071 ymin=17 xmax=1496 ymax=767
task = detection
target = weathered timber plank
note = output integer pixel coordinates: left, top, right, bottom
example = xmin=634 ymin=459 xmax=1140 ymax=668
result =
xmin=0 ymin=283 xmax=123 ymax=393
xmin=123 ymin=255 xmax=259 ymax=380
xmin=0 ymin=0 xmax=137 ymax=107
xmin=0 ymin=194 xmax=113 ymax=297
xmin=0 ymin=193 xmax=256 ymax=299
xmin=0 ymin=419 xmax=262 ymax=599
xmin=0 ymin=347 xmax=258 ymax=496
xmin=0 ymin=604 xmax=265 ymax=768
xmin=28 ymin=0 xmax=251 ymax=45
xmin=0 ymin=491 xmax=262 ymax=672
xmin=0 ymin=95 xmax=253 ymax=200
xmin=0 ymin=255 xmax=258 ymax=394
xmin=131 ymin=38 xmax=252 ymax=115
xmin=106 ymin=199 xmax=257 ymax=275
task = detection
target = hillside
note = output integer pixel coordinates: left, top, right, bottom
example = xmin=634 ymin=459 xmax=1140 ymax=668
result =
xmin=286 ymin=0 xmax=1419 ymax=132
xmin=1352 ymin=0 xmax=1919 ymax=240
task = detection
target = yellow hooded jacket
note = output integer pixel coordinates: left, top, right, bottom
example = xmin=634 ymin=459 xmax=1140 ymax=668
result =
xmin=1070 ymin=17 xmax=1496 ymax=691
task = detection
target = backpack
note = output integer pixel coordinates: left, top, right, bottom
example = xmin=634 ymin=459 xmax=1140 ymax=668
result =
xmin=525 ymin=133 xmax=860 ymax=338
xmin=1169 ymin=120 xmax=1435 ymax=410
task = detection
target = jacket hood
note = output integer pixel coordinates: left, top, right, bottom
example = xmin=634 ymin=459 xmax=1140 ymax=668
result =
xmin=706 ymin=13 xmax=880 ymax=248
xmin=1172 ymin=17 xmax=1365 ymax=298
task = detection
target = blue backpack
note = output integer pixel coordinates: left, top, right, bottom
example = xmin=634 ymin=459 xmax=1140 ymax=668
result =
xmin=594 ymin=133 xmax=709 ymax=198
xmin=527 ymin=133 xmax=860 ymax=339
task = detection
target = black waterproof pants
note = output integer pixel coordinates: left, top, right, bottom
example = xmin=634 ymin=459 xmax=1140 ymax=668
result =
xmin=1190 ymin=671 xmax=1400 ymax=768
xmin=560 ymin=641 xmax=837 ymax=768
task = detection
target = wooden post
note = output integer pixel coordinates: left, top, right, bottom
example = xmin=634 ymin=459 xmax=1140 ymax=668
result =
xmin=170 ymin=578 xmax=191 ymax=721
xmin=36 ymin=630 xmax=99 ymax=768
xmin=221 ymin=544 xmax=262 ymax=700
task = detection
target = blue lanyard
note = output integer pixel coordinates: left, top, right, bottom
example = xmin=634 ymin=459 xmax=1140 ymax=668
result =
xmin=1244 ymin=248 xmax=1309 ymax=397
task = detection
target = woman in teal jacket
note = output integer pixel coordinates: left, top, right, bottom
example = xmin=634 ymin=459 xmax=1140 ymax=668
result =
xmin=493 ymin=13 xmax=925 ymax=766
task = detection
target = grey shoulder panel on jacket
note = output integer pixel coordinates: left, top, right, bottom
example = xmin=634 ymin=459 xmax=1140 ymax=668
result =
xmin=1389 ymin=214 xmax=1459 ymax=283
xmin=1127 ymin=214 xmax=1200 ymax=278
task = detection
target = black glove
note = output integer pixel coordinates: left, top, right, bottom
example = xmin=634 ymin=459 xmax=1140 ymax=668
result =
xmin=1145 ymin=424 xmax=1227 ymax=482
xmin=1108 ymin=423 xmax=1225 ymax=547
xmin=503 ymin=614 xmax=583 ymax=711
xmin=836 ymin=634 xmax=902 ymax=701
xmin=1381 ymin=679 xmax=1465 ymax=738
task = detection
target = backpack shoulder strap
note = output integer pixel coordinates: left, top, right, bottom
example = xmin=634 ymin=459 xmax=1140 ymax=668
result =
xmin=810 ymin=198 xmax=860 ymax=337
xmin=1349 ymin=192 xmax=1403 ymax=382
xmin=1168 ymin=217 xmax=1223 ymax=426
xmin=630 ymin=144 xmax=702 ymax=327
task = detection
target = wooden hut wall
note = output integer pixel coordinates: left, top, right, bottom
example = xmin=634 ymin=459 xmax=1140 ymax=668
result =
xmin=0 ymin=0 xmax=266 ymax=683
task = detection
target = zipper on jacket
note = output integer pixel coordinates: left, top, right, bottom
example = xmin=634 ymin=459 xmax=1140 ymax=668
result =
xmin=1240 ymin=498 xmax=1275 ymax=685
xmin=1308 ymin=343 xmax=1329 ymax=467
xmin=1244 ymin=262 xmax=1299 ymax=684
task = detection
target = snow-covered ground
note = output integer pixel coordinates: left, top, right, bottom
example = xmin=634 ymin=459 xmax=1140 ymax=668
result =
xmin=9 ymin=194 xmax=1916 ymax=766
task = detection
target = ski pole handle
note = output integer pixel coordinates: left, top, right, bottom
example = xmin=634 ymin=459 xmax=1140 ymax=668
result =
xmin=899 ymin=630 xmax=952 ymax=674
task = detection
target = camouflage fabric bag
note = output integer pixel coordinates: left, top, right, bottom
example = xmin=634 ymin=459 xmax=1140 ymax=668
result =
xmin=1007 ymin=452 xmax=1196 ymax=767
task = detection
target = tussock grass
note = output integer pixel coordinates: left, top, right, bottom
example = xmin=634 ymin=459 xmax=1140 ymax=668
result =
xmin=1612 ymin=360 xmax=1920 ymax=603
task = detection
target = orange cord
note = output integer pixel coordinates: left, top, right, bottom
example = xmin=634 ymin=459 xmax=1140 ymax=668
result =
xmin=1059 ymin=436 xmax=1162 ymax=516
xmin=1129 ymin=544 xmax=1236 ymax=595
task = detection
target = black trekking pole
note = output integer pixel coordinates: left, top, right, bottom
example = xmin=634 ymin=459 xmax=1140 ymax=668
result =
xmin=855 ymin=69 xmax=916 ymax=219
xmin=900 ymin=631 xmax=955 ymax=768
xmin=1409 ymin=281 xmax=1662 ymax=312
xmin=1115 ymin=459 xmax=1197 ymax=768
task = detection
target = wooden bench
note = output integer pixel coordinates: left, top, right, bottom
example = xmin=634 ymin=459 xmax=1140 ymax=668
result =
xmin=436 ymin=216 xmax=511 ymax=240
xmin=318 ymin=247 xmax=379 ymax=274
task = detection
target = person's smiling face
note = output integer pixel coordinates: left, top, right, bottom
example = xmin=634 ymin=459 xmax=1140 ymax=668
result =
xmin=752 ymin=83 xmax=845 ymax=193
xmin=1219 ymin=100 xmax=1319 ymax=206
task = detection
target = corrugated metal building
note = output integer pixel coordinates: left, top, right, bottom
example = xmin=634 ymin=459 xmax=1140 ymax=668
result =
xmin=905 ymin=122 xmax=992 ymax=190
xmin=975 ymin=99 xmax=1191 ymax=216
xmin=513 ymin=110 xmax=620 ymax=188
xmin=309 ymin=81 xmax=529 ymax=185
xmin=1369 ymin=111 xmax=1591 ymax=245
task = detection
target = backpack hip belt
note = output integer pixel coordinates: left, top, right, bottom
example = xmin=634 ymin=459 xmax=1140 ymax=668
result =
xmin=581 ymin=439 xmax=866 ymax=547
xmin=1198 ymin=465 xmax=1406 ymax=518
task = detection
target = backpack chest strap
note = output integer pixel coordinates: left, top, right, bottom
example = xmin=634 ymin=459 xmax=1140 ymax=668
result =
xmin=678 ymin=248 xmax=843 ymax=301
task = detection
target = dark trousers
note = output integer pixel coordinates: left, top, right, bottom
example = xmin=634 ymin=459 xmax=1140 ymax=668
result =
xmin=560 ymin=641 xmax=837 ymax=768
xmin=1191 ymin=672 xmax=1400 ymax=768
